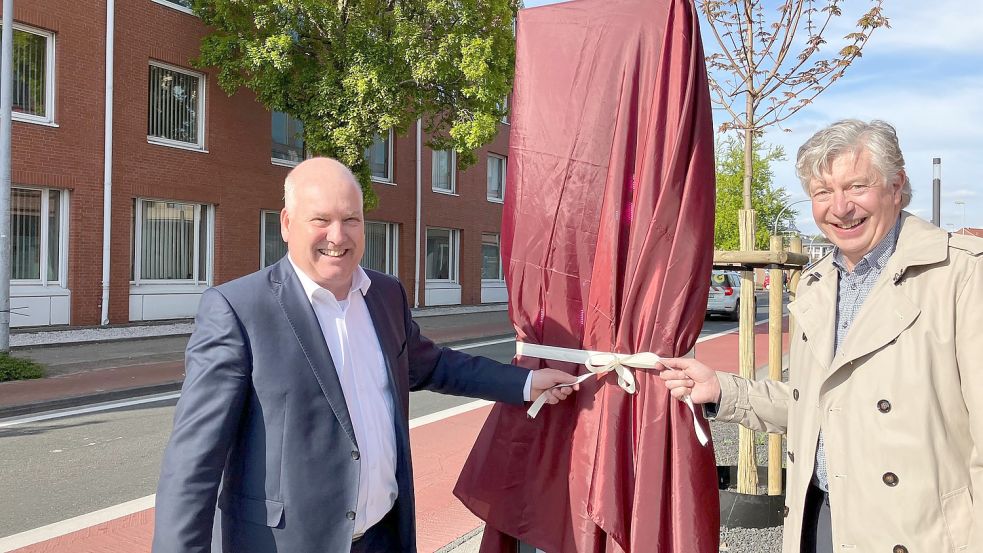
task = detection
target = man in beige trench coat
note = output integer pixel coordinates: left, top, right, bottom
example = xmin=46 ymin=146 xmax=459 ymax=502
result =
xmin=661 ymin=120 xmax=982 ymax=553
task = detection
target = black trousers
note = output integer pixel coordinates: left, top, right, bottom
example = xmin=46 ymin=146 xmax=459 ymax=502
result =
xmin=350 ymin=508 xmax=400 ymax=553
xmin=800 ymin=484 xmax=833 ymax=553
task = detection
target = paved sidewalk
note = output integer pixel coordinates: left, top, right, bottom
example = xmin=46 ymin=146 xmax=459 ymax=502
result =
xmin=0 ymin=307 xmax=513 ymax=419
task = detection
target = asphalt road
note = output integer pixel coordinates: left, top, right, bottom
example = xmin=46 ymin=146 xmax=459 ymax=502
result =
xmin=0 ymin=296 xmax=771 ymax=539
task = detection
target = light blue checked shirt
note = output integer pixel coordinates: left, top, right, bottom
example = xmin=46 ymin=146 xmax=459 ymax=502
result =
xmin=813 ymin=217 xmax=902 ymax=492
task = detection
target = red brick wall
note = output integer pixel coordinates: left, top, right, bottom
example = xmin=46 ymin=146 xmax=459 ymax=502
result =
xmin=8 ymin=0 xmax=509 ymax=325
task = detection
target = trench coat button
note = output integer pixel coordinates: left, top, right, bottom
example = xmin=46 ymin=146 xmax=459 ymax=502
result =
xmin=351 ymin=450 xmax=360 ymax=460
xmin=882 ymin=472 xmax=899 ymax=486
xmin=893 ymin=545 xmax=908 ymax=553
xmin=788 ymin=451 xmax=794 ymax=462
xmin=346 ymin=511 xmax=356 ymax=520
xmin=802 ymin=333 xmax=808 ymax=342
xmin=793 ymin=389 xmax=799 ymax=401
xmin=783 ymin=506 xmax=789 ymax=517
xmin=877 ymin=400 xmax=891 ymax=413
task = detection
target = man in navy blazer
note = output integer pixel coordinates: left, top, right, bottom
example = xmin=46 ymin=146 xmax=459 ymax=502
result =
xmin=152 ymin=158 xmax=578 ymax=553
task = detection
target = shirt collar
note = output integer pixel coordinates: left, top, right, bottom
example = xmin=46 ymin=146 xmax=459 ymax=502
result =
xmin=832 ymin=217 xmax=902 ymax=274
xmin=287 ymin=255 xmax=372 ymax=303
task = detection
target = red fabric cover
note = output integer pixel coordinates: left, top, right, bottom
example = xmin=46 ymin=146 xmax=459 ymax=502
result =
xmin=453 ymin=0 xmax=718 ymax=551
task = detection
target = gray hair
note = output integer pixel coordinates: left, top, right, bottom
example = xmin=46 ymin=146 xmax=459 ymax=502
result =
xmin=796 ymin=119 xmax=912 ymax=208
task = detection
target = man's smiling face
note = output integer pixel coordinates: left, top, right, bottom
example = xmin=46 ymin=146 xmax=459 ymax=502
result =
xmin=809 ymin=147 xmax=904 ymax=271
xmin=281 ymin=159 xmax=365 ymax=299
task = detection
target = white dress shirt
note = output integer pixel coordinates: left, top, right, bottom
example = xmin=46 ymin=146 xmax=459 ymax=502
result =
xmin=289 ymin=259 xmax=398 ymax=536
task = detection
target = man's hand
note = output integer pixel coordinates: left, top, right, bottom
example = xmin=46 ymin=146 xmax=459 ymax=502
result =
xmin=530 ymin=369 xmax=580 ymax=405
xmin=659 ymin=358 xmax=721 ymax=405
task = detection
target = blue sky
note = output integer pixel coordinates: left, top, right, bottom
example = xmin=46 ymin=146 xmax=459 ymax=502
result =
xmin=521 ymin=0 xmax=983 ymax=235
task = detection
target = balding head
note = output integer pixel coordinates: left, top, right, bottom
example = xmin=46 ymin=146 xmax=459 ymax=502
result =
xmin=284 ymin=157 xmax=362 ymax=214
xmin=280 ymin=157 xmax=366 ymax=298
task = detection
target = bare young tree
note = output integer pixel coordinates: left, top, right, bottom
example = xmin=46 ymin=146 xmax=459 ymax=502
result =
xmin=699 ymin=0 xmax=888 ymax=495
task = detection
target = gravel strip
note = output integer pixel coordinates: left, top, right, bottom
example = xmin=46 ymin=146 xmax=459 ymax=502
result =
xmin=10 ymin=322 xmax=195 ymax=347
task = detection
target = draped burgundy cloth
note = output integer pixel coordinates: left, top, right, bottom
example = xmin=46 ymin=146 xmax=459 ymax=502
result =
xmin=453 ymin=0 xmax=718 ymax=551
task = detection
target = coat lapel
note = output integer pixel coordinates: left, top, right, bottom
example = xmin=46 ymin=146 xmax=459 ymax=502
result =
xmin=361 ymin=280 xmax=407 ymax=420
xmin=270 ymin=259 xmax=357 ymax=446
xmin=788 ymin=261 xmax=837 ymax=370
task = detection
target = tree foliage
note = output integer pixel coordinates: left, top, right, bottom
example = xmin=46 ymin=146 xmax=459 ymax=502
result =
xmin=189 ymin=0 xmax=519 ymax=210
xmin=714 ymin=137 xmax=795 ymax=250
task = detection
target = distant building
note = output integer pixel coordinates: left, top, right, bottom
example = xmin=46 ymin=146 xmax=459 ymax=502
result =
xmin=955 ymin=227 xmax=983 ymax=238
xmin=7 ymin=0 xmax=510 ymax=327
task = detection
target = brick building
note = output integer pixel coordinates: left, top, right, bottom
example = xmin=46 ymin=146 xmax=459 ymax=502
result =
xmin=5 ymin=0 xmax=510 ymax=327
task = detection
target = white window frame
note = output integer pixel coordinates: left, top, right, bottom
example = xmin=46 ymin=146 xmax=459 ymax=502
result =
xmin=362 ymin=220 xmax=399 ymax=276
xmin=498 ymin=96 xmax=509 ymax=125
xmin=10 ymin=187 xmax=69 ymax=287
xmin=368 ymin=130 xmax=394 ymax=184
xmin=259 ymin=209 xmax=287 ymax=268
xmin=152 ymin=0 xmax=195 ymax=16
xmin=480 ymin=233 xmax=504 ymax=282
xmin=147 ymin=61 xmax=207 ymax=152
xmin=270 ymin=111 xmax=307 ymax=167
xmin=131 ymin=198 xmax=214 ymax=286
xmin=425 ymin=227 xmax=459 ymax=283
xmin=431 ymin=149 xmax=457 ymax=194
xmin=10 ymin=23 xmax=56 ymax=127
xmin=487 ymin=153 xmax=506 ymax=203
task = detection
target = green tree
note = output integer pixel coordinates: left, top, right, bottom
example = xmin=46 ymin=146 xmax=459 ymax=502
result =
xmin=714 ymin=137 xmax=794 ymax=251
xmin=190 ymin=0 xmax=518 ymax=210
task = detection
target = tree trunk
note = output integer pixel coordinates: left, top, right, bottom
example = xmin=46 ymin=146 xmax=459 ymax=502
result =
xmin=737 ymin=209 xmax=758 ymax=494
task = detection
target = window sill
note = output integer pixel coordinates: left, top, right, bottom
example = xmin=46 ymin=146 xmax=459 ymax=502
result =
xmin=425 ymin=280 xmax=461 ymax=288
xmin=14 ymin=116 xmax=58 ymax=128
xmin=151 ymin=0 xmax=196 ymax=16
xmin=147 ymin=138 xmax=208 ymax=153
xmin=432 ymin=189 xmax=459 ymax=196
xmin=271 ymin=158 xmax=301 ymax=168
xmin=11 ymin=283 xmax=70 ymax=296
xmin=486 ymin=197 xmax=505 ymax=204
xmin=371 ymin=177 xmax=396 ymax=186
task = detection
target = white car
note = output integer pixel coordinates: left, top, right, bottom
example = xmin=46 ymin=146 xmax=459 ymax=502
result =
xmin=706 ymin=271 xmax=745 ymax=321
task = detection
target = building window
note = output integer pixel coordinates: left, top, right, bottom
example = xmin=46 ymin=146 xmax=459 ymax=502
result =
xmin=487 ymin=154 xmax=506 ymax=202
xmin=497 ymin=96 xmax=509 ymax=124
xmin=481 ymin=233 xmax=503 ymax=281
xmin=148 ymin=62 xmax=205 ymax=150
xmin=366 ymin=131 xmax=392 ymax=182
xmin=11 ymin=188 xmax=66 ymax=283
xmin=362 ymin=221 xmax=399 ymax=275
xmin=260 ymin=210 xmax=286 ymax=268
xmin=3 ymin=24 xmax=55 ymax=125
xmin=271 ymin=111 xmax=305 ymax=165
xmin=432 ymin=150 xmax=456 ymax=193
xmin=132 ymin=199 xmax=212 ymax=284
xmin=152 ymin=0 xmax=194 ymax=13
xmin=426 ymin=228 xmax=459 ymax=282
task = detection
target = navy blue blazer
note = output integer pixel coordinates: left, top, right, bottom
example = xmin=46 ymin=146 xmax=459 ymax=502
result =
xmin=152 ymin=257 xmax=529 ymax=553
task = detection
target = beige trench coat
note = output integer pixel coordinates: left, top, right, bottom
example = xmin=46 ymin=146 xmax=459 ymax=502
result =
xmin=714 ymin=213 xmax=982 ymax=553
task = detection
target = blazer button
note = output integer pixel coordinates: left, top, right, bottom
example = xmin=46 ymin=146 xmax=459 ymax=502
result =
xmin=346 ymin=511 xmax=356 ymax=520
xmin=793 ymin=389 xmax=799 ymax=401
xmin=882 ymin=472 xmax=899 ymax=486
xmin=351 ymin=450 xmax=360 ymax=460
xmin=893 ymin=545 xmax=908 ymax=553
xmin=783 ymin=506 xmax=789 ymax=517
xmin=877 ymin=399 xmax=891 ymax=413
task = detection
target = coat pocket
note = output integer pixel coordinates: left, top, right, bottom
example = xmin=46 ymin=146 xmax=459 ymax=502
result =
xmin=941 ymin=486 xmax=973 ymax=551
xmin=218 ymin=491 xmax=285 ymax=528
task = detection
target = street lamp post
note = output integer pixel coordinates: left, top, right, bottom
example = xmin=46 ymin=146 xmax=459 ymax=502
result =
xmin=954 ymin=200 xmax=967 ymax=233
xmin=772 ymin=198 xmax=811 ymax=236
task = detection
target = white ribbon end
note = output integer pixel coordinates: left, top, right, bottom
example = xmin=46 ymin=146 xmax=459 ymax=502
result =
xmin=684 ymin=395 xmax=710 ymax=447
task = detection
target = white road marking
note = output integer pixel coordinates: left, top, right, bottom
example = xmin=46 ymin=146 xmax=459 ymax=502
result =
xmin=0 ymin=495 xmax=156 ymax=552
xmin=409 ymin=399 xmax=492 ymax=429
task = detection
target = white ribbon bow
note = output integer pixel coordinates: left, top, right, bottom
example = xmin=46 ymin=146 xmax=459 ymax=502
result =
xmin=518 ymin=342 xmax=709 ymax=446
